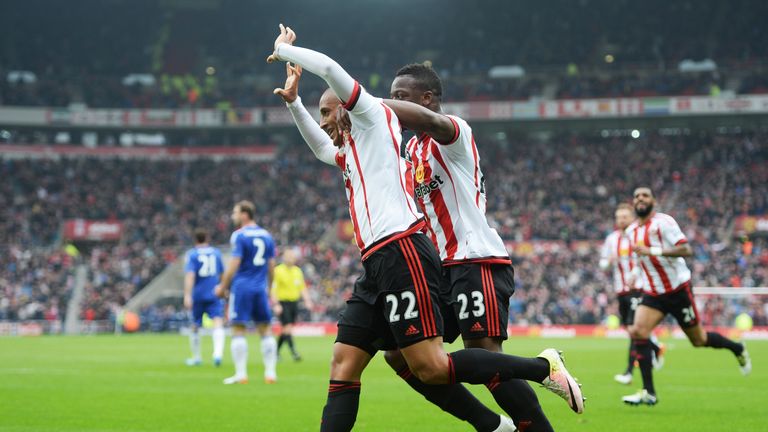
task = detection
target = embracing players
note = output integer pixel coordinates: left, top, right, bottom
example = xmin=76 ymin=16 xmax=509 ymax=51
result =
xmin=215 ymin=200 xmax=279 ymax=384
xmin=599 ymin=203 xmax=664 ymax=385
xmin=268 ymin=24 xmax=583 ymax=432
xmin=183 ymin=228 xmax=226 ymax=367
xmin=622 ymin=187 xmax=751 ymax=406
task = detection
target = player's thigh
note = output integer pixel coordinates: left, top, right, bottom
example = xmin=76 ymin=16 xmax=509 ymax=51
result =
xmin=448 ymin=263 xmax=514 ymax=342
xmin=251 ymin=290 xmax=272 ymax=324
xmin=631 ymin=300 xmax=666 ymax=338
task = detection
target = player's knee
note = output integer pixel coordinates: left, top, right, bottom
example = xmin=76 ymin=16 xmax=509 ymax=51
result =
xmin=690 ymin=333 xmax=707 ymax=347
xmin=628 ymin=325 xmax=645 ymax=339
xmin=407 ymin=356 xmax=449 ymax=384
xmin=383 ymin=350 xmax=407 ymax=372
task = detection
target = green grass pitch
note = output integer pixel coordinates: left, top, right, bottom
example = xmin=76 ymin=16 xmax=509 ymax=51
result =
xmin=0 ymin=334 xmax=764 ymax=431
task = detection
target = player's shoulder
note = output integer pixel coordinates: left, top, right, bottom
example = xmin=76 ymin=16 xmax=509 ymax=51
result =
xmin=653 ymin=212 xmax=679 ymax=225
xmin=625 ymin=221 xmax=640 ymax=233
xmin=605 ymin=230 xmax=620 ymax=241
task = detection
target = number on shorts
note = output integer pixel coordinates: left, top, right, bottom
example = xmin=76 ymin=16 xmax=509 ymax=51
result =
xmin=457 ymin=291 xmax=485 ymax=320
xmin=630 ymin=297 xmax=641 ymax=311
xmin=197 ymin=254 xmax=217 ymax=277
xmin=252 ymin=238 xmax=266 ymax=266
xmin=682 ymin=306 xmax=695 ymax=323
xmin=385 ymin=292 xmax=419 ymax=323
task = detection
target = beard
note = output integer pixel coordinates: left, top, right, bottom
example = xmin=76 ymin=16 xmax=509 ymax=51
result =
xmin=635 ymin=202 xmax=654 ymax=218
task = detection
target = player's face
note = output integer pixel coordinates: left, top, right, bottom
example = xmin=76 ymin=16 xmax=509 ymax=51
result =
xmin=633 ymin=188 xmax=655 ymax=218
xmin=231 ymin=205 xmax=242 ymax=227
xmin=615 ymin=208 xmax=633 ymax=230
xmin=390 ymin=75 xmax=432 ymax=108
xmin=319 ymin=90 xmax=342 ymax=146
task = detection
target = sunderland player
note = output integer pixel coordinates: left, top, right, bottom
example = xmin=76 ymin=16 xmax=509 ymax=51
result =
xmin=271 ymin=249 xmax=314 ymax=361
xmin=598 ymin=203 xmax=664 ymax=385
xmin=622 ymin=187 xmax=751 ymax=406
xmin=268 ymin=24 xmax=582 ymax=432
xmin=215 ymin=200 xmax=278 ymax=384
xmin=183 ymin=228 xmax=226 ymax=366
xmin=379 ymin=63 xmax=553 ymax=431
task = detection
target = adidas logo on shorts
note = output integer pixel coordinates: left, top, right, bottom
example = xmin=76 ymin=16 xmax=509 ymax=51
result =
xmin=405 ymin=325 xmax=420 ymax=336
xmin=470 ymin=322 xmax=485 ymax=332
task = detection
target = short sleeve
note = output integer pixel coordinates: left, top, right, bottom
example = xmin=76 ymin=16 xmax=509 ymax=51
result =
xmin=599 ymin=236 xmax=612 ymax=261
xmin=230 ymin=232 xmax=243 ymax=258
xmin=436 ymin=116 xmax=474 ymax=160
xmin=265 ymin=235 xmax=276 ymax=261
xmin=661 ymin=217 xmax=687 ymax=246
xmin=184 ymin=250 xmax=196 ymax=273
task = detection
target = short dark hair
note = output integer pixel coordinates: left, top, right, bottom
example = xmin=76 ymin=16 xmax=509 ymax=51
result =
xmin=395 ymin=63 xmax=443 ymax=98
xmin=193 ymin=228 xmax=208 ymax=244
xmin=236 ymin=200 xmax=256 ymax=220
xmin=633 ymin=187 xmax=654 ymax=198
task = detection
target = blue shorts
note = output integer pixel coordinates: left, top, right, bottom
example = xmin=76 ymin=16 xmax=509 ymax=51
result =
xmin=229 ymin=289 xmax=272 ymax=325
xmin=191 ymin=298 xmax=224 ymax=326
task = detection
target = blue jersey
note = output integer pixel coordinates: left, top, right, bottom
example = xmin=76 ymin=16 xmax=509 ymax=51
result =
xmin=230 ymin=224 xmax=275 ymax=292
xmin=184 ymin=246 xmax=224 ymax=301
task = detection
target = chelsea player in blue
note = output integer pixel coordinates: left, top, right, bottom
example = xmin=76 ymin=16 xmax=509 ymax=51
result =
xmin=183 ymin=228 xmax=226 ymax=366
xmin=215 ymin=200 xmax=279 ymax=384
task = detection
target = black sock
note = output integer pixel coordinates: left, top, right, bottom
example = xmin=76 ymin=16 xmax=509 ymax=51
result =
xmin=705 ymin=332 xmax=743 ymax=355
xmin=633 ymin=339 xmax=655 ymax=395
xmin=287 ymin=334 xmax=297 ymax=355
xmin=397 ymin=366 xmax=500 ymax=432
xmin=650 ymin=340 xmax=661 ymax=356
xmin=320 ymin=380 xmax=361 ymax=432
xmin=277 ymin=334 xmax=286 ymax=353
xmin=449 ymin=348 xmax=549 ymax=384
xmin=486 ymin=378 xmax=554 ymax=432
xmin=625 ymin=339 xmax=635 ymax=375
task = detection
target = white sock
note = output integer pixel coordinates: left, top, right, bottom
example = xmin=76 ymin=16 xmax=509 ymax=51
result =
xmin=212 ymin=327 xmax=225 ymax=360
xmin=650 ymin=333 xmax=660 ymax=347
xmin=261 ymin=336 xmax=278 ymax=379
xmin=231 ymin=336 xmax=248 ymax=378
xmin=189 ymin=331 xmax=201 ymax=360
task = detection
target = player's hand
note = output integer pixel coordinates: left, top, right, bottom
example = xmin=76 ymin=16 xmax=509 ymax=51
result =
xmin=214 ymin=284 xmax=228 ymax=299
xmin=273 ymin=62 xmax=302 ymax=103
xmin=334 ymin=105 xmax=351 ymax=147
xmin=273 ymin=302 xmax=283 ymax=316
xmin=633 ymin=245 xmax=651 ymax=256
xmin=266 ymin=23 xmax=296 ymax=63
xmin=183 ymin=294 xmax=192 ymax=310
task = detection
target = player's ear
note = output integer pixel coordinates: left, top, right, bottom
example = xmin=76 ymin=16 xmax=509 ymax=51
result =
xmin=422 ymin=91 xmax=433 ymax=107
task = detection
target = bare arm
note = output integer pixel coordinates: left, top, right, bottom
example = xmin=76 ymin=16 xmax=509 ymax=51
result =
xmin=382 ymin=99 xmax=457 ymax=144
xmin=183 ymin=272 xmax=194 ymax=309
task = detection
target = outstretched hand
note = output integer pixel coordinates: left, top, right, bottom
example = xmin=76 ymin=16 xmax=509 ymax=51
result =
xmin=273 ymin=62 xmax=302 ymax=103
xmin=267 ymin=23 xmax=296 ymax=63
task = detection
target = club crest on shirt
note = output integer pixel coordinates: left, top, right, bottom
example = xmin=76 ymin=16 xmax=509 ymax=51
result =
xmin=415 ymin=163 xmax=425 ymax=183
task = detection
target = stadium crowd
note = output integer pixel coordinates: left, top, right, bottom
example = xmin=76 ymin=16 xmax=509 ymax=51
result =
xmin=1 ymin=129 xmax=766 ymax=329
xmin=2 ymin=1 xmax=767 ymax=109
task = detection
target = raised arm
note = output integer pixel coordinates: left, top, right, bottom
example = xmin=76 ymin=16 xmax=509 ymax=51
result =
xmin=268 ymin=24 xmax=356 ymax=105
xmin=274 ymin=63 xmax=337 ymax=165
xmin=382 ymin=99 xmax=458 ymax=144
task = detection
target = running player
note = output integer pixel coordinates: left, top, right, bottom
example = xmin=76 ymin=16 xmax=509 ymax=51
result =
xmin=215 ymin=200 xmax=278 ymax=384
xmin=268 ymin=24 xmax=582 ymax=432
xmin=622 ymin=187 xmax=751 ymax=406
xmin=378 ymin=63 xmax=554 ymax=431
xmin=271 ymin=249 xmax=314 ymax=361
xmin=598 ymin=203 xmax=664 ymax=385
xmin=183 ymin=228 xmax=226 ymax=367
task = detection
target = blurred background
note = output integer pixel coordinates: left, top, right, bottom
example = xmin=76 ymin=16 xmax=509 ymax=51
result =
xmin=1 ymin=0 xmax=766 ymax=335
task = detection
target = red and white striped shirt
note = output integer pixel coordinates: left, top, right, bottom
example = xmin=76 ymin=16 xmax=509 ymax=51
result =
xmin=337 ymin=82 xmax=424 ymax=260
xmin=405 ymin=115 xmax=509 ymax=265
xmin=625 ymin=212 xmax=691 ymax=296
xmin=599 ymin=229 xmax=640 ymax=295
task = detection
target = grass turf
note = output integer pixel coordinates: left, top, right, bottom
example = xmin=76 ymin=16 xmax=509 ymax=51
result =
xmin=0 ymin=334 xmax=764 ymax=431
